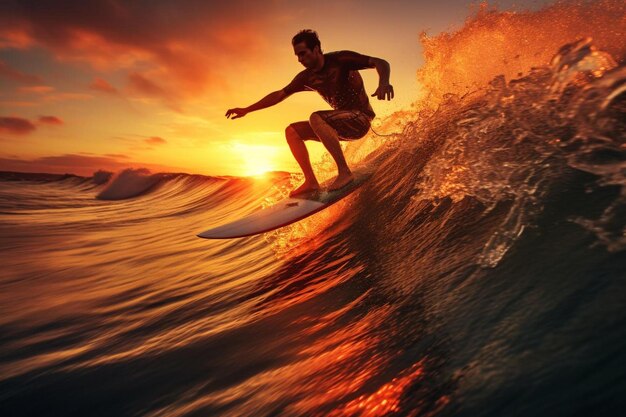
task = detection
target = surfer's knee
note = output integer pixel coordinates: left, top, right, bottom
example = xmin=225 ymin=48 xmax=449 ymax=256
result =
xmin=309 ymin=112 xmax=324 ymax=128
xmin=285 ymin=124 xmax=301 ymax=142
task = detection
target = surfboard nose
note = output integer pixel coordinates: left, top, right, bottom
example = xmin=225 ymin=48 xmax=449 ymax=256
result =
xmin=197 ymin=168 xmax=373 ymax=239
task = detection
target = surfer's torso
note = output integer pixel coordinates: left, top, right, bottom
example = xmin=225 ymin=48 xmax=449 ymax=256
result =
xmin=283 ymin=51 xmax=376 ymax=119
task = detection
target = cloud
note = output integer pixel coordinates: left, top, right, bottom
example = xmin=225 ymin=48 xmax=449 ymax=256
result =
xmin=38 ymin=115 xmax=64 ymax=125
xmin=10 ymin=84 xmax=91 ymax=105
xmin=19 ymin=85 xmax=55 ymax=94
xmin=127 ymin=72 xmax=168 ymax=98
xmin=0 ymin=117 xmax=36 ymax=135
xmin=0 ymin=101 xmax=38 ymax=108
xmin=45 ymin=92 xmax=93 ymax=102
xmin=89 ymin=77 xmax=118 ymax=94
xmin=11 ymin=86 xmax=92 ymax=105
xmin=0 ymin=153 xmax=185 ymax=177
xmin=0 ymin=28 xmax=35 ymax=49
xmin=0 ymin=0 xmax=277 ymax=107
xmin=0 ymin=115 xmax=63 ymax=134
xmin=127 ymin=72 xmax=182 ymax=111
xmin=145 ymin=136 xmax=166 ymax=145
xmin=0 ymin=60 xmax=42 ymax=84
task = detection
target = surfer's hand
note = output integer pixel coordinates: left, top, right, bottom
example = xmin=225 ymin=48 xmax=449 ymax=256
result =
xmin=225 ymin=108 xmax=248 ymax=119
xmin=371 ymin=84 xmax=394 ymax=101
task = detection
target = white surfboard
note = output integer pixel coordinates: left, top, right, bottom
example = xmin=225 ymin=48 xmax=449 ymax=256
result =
xmin=197 ymin=169 xmax=372 ymax=239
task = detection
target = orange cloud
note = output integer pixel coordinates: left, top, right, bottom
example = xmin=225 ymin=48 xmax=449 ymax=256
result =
xmin=19 ymin=85 xmax=55 ymax=94
xmin=0 ymin=0 xmax=272 ymax=108
xmin=38 ymin=116 xmax=64 ymax=125
xmin=40 ymin=92 xmax=93 ymax=104
xmin=89 ymin=77 xmax=118 ymax=94
xmin=0 ymin=101 xmax=37 ymax=108
xmin=0 ymin=115 xmax=64 ymax=135
xmin=0 ymin=154 xmax=185 ymax=177
xmin=0 ymin=60 xmax=42 ymax=84
xmin=127 ymin=71 xmax=183 ymax=111
xmin=0 ymin=117 xmax=36 ymax=135
xmin=127 ymin=72 xmax=169 ymax=98
xmin=145 ymin=136 xmax=166 ymax=145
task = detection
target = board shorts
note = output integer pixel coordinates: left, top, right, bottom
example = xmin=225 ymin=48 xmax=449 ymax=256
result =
xmin=289 ymin=110 xmax=372 ymax=141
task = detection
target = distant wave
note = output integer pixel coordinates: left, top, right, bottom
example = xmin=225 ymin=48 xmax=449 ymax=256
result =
xmin=96 ymin=168 xmax=172 ymax=200
xmin=94 ymin=167 xmax=292 ymax=201
xmin=0 ymin=171 xmax=83 ymax=182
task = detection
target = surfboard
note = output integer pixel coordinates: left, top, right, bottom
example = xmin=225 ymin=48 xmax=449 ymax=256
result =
xmin=197 ymin=169 xmax=372 ymax=239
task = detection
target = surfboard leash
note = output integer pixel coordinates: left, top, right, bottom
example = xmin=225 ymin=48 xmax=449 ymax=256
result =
xmin=369 ymin=125 xmax=402 ymax=137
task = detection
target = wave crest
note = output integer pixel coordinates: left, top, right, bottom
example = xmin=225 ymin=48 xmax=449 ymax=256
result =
xmin=96 ymin=168 xmax=165 ymax=200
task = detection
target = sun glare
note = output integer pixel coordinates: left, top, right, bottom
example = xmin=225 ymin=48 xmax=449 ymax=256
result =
xmin=231 ymin=142 xmax=281 ymax=177
xmin=243 ymin=157 xmax=273 ymax=177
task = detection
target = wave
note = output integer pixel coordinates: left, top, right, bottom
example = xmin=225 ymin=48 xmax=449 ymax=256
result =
xmin=267 ymin=35 xmax=625 ymax=270
xmin=95 ymin=168 xmax=174 ymax=200
xmin=416 ymin=0 xmax=626 ymax=105
xmin=245 ymin=26 xmax=626 ymax=416
xmin=92 ymin=168 xmax=281 ymax=201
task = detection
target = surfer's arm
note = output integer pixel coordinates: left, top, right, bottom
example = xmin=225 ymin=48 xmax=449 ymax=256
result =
xmin=368 ymin=57 xmax=394 ymax=101
xmin=226 ymin=90 xmax=287 ymax=119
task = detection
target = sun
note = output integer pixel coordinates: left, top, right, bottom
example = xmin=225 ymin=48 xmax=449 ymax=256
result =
xmin=242 ymin=156 xmax=274 ymax=176
xmin=232 ymin=142 xmax=281 ymax=177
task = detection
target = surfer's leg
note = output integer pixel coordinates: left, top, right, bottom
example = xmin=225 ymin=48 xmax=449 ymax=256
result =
xmin=286 ymin=123 xmax=320 ymax=196
xmin=309 ymin=112 xmax=354 ymax=191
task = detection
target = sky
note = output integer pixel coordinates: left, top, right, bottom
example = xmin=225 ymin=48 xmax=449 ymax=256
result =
xmin=0 ymin=0 xmax=554 ymax=177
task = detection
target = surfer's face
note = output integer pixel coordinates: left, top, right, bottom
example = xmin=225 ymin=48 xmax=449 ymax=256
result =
xmin=293 ymin=42 xmax=320 ymax=69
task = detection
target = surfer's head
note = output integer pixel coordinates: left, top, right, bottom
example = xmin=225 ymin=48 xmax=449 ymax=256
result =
xmin=292 ymin=30 xmax=323 ymax=70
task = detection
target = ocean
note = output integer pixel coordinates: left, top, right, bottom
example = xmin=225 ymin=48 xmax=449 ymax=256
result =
xmin=2 ymin=7 xmax=626 ymax=417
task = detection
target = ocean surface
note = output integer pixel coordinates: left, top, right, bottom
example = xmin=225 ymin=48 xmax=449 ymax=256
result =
xmin=2 ymin=6 xmax=626 ymax=417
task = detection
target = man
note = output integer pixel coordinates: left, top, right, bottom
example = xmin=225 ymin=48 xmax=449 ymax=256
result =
xmin=226 ymin=30 xmax=393 ymax=196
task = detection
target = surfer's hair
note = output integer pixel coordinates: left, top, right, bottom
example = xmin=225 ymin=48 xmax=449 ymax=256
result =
xmin=292 ymin=30 xmax=321 ymax=52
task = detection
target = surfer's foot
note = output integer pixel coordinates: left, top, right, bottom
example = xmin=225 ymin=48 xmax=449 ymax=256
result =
xmin=289 ymin=181 xmax=320 ymax=197
xmin=328 ymin=172 xmax=354 ymax=191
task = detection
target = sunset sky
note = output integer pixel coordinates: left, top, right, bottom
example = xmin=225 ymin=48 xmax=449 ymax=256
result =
xmin=0 ymin=0 xmax=554 ymax=177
